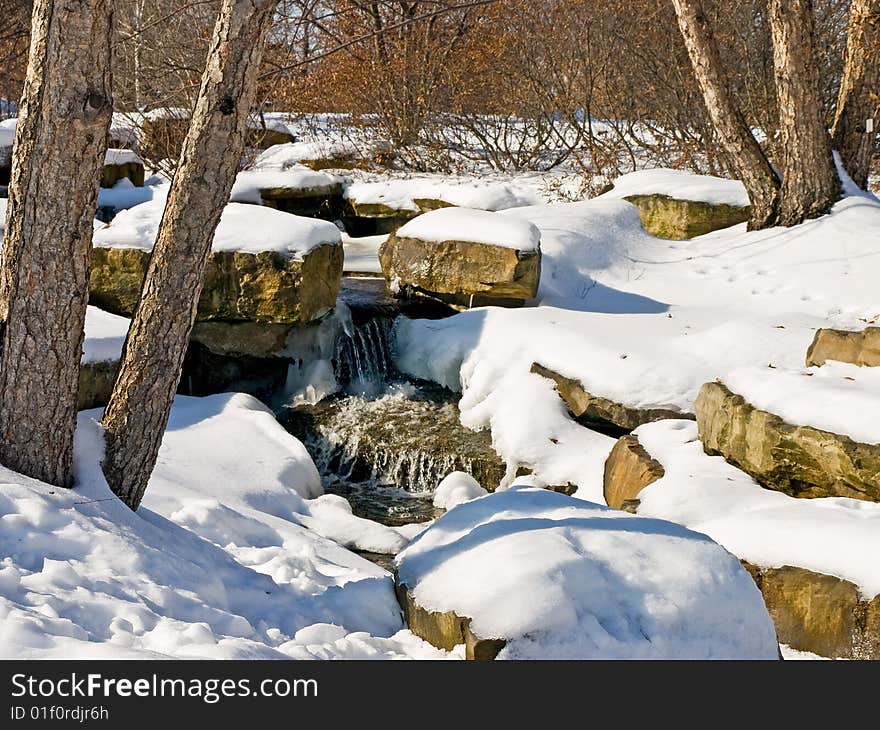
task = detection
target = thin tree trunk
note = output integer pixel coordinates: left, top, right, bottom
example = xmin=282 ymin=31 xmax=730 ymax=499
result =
xmin=768 ymin=0 xmax=840 ymax=225
xmin=101 ymin=0 xmax=278 ymax=511
xmin=671 ymin=0 xmax=781 ymax=229
xmin=0 ymin=0 xmax=113 ymax=487
xmin=832 ymin=0 xmax=880 ymax=189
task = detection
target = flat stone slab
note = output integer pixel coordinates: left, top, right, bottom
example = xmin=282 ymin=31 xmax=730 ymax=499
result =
xmin=531 ymin=362 xmax=694 ymax=432
xmin=806 ymin=326 xmax=880 ymax=367
xmin=696 ymin=380 xmax=880 ymax=501
xmin=623 ymin=194 xmax=750 ymax=239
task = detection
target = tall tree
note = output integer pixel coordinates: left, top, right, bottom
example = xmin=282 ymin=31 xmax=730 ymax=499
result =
xmin=832 ymin=0 xmax=880 ymax=189
xmin=0 ymin=0 xmax=113 ymax=487
xmin=101 ymin=0 xmax=278 ymax=511
xmin=671 ymin=0 xmax=781 ymax=228
xmin=768 ymin=0 xmax=840 ymax=224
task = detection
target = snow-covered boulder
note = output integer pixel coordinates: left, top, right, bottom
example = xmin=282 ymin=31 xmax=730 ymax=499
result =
xmin=91 ymin=201 xmax=343 ymax=325
xmin=432 ymin=472 xmax=487 ymax=511
xmin=696 ymin=364 xmax=880 ymax=501
xmin=806 ymin=326 xmax=880 ymax=367
xmin=380 ymin=208 xmax=541 ymax=308
xmin=531 ymin=362 xmax=693 ymax=431
xmin=102 ymin=148 xmax=144 ymax=188
xmin=599 ymin=168 xmax=751 ymax=239
xmin=395 ymin=487 xmax=779 ymax=659
xmin=231 ymin=157 xmax=344 ymax=218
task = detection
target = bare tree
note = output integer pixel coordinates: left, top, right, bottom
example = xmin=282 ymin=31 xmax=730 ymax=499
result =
xmin=101 ymin=0 xmax=278 ymax=511
xmin=0 ymin=0 xmax=113 ymax=487
xmin=671 ymin=0 xmax=781 ymax=228
xmin=768 ymin=0 xmax=840 ymax=224
xmin=832 ymin=0 xmax=880 ymax=188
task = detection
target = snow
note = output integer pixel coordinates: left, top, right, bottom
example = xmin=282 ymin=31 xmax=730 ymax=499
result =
xmin=598 ymin=167 xmax=750 ymax=207
xmin=395 ymin=207 xmax=541 ymax=251
xmin=342 ymin=233 xmax=385 ymax=274
xmin=432 ymin=472 xmax=487 ymax=510
xmin=104 ymin=148 xmax=142 ymax=167
xmin=93 ymin=199 xmax=341 ymax=257
xmin=230 ymin=168 xmax=341 ymax=205
xmin=393 ymin=313 xmax=615 ymax=500
xmin=633 ymin=419 xmax=880 ymax=598
xmin=396 ymin=190 xmax=880 ymax=431
xmin=97 ymin=178 xmax=165 ymax=211
xmin=82 ymin=307 xmax=129 ymax=364
xmin=144 ymin=107 xmax=190 ymax=121
xmin=724 ymin=362 xmax=880 ymax=444
xmin=396 ymin=487 xmax=778 ymax=659
xmin=345 ymin=175 xmax=541 ymax=212
xmin=254 ymin=140 xmax=360 ymax=167
xmin=0 ymin=393 xmax=451 ymax=659
xmin=0 ymin=117 xmax=17 ymax=147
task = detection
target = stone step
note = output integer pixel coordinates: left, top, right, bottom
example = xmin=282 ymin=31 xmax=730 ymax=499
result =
xmin=696 ymin=380 xmax=880 ymax=501
xmin=623 ymin=193 xmax=750 ymax=239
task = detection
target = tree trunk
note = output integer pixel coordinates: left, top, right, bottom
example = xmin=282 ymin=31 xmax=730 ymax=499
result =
xmin=768 ymin=0 xmax=840 ymax=225
xmin=101 ymin=0 xmax=277 ymax=511
xmin=832 ymin=0 xmax=880 ymax=189
xmin=0 ymin=0 xmax=113 ymax=487
xmin=671 ymin=0 xmax=781 ymax=229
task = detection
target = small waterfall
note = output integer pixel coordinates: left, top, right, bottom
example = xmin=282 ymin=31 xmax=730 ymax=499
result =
xmin=285 ymin=389 xmax=507 ymax=495
xmin=334 ymin=316 xmax=394 ymax=394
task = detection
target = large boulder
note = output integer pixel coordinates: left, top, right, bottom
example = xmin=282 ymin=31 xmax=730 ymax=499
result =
xmin=603 ymin=434 xmax=665 ymax=510
xmin=379 ymin=207 xmax=541 ymax=308
xmin=91 ymin=201 xmax=343 ymax=326
xmin=597 ymin=168 xmax=751 ymax=239
xmin=231 ymin=168 xmax=343 ymax=219
xmin=695 ymin=380 xmax=880 ymax=501
xmin=806 ymin=326 xmax=880 ymax=367
xmin=745 ymin=563 xmax=880 ymax=659
xmin=102 ymin=149 xmax=145 ymax=188
xmin=394 ymin=487 xmax=779 ymax=659
xmin=531 ymin=362 xmax=693 ymax=431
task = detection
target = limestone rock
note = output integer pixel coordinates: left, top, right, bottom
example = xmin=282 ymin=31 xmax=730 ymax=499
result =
xmin=744 ymin=562 xmax=880 ymax=659
xmin=530 ymin=363 xmax=694 ymax=431
xmin=78 ymin=360 xmax=118 ymax=411
xmin=380 ymin=235 xmax=540 ymax=308
xmin=603 ymin=434 xmax=666 ymax=509
xmin=806 ymin=326 xmax=880 ymax=367
xmin=342 ymin=199 xmax=421 ymax=236
xmin=102 ymin=150 xmax=145 ymax=188
xmin=90 ymin=243 xmax=342 ymax=326
xmin=257 ymin=181 xmax=344 ymax=219
xmin=394 ymin=581 xmax=506 ymax=660
xmin=695 ymin=381 xmax=880 ymax=501
xmin=623 ymin=194 xmax=750 ymax=239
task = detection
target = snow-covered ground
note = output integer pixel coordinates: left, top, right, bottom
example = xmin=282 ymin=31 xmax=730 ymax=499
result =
xmin=393 ymin=185 xmax=880 ymax=502
xmin=634 ymin=419 xmax=880 ymax=598
xmin=0 ymin=394 xmax=445 ymax=659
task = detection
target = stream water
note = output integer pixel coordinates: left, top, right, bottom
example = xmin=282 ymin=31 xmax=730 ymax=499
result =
xmin=279 ymin=283 xmax=505 ymax=527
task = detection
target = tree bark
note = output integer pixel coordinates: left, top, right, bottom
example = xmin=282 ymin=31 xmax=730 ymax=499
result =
xmin=832 ymin=0 xmax=880 ymax=189
xmin=0 ymin=0 xmax=113 ymax=487
xmin=768 ymin=0 xmax=840 ymax=225
xmin=671 ymin=0 xmax=781 ymax=229
xmin=101 ymin=0 xmax=278 ymax=511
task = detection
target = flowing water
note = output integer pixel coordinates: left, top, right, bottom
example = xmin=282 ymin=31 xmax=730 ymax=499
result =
xmin=280 ymin=301 xmax=505 ymax=527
